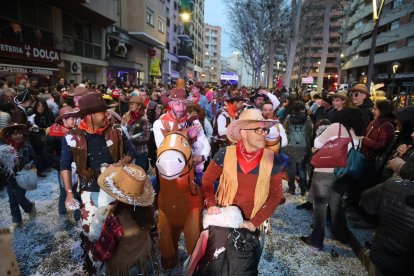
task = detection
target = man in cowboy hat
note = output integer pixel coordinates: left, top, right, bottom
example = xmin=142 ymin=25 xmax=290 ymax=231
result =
xmin=187 ymin=82 xmax=212 ymax=120
xmin=47 ymin=106 xmax=80 ymax=221
xmin=152 ymin=87 xmax=210 ymax=269
xmin=349 ymin=83 xmax=374 ymax=128
xmin=121 ymin=96 xmax=150 ymax=171
xmin=202 ymin=109 xmax=287 ymax=267
xmin=10 ymin=89 xmax=33 ymax=125
xmin=60 ymin=92 xmax=137 ymax=274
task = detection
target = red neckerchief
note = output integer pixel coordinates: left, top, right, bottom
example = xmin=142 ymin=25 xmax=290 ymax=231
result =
xmin=162 ymin=111 xmax=188 ymax=124
xmin=78 ymin=118 xmax=109 ymax=135
xmin=236 ymin=140 xmax=264 ymax=174
xmin=225 ymin=102 xmax=238 ymax=118
xmin=143 ymin=98 xmax=150 ymax=107
xmin=127 ymin=110 xmax=141 ymax=127
xmin=48 ymin=124 xmax=70 ymax=137
xmin=6 ymin=137 xmax=24 ymax=151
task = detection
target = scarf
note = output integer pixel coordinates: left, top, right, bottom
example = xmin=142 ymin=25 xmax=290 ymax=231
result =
xmin=143 ymin=98 xmax=150 ymax=107
xmin=127 ymin=110 xmax=141 ymax=127
xmin=236 ymin=140 xmax=264 ymax=174
xmin=225 ymin=102 xmax=238 ymax=119
xmin=78 ymin=118 xmax=109 ymax=135
xmin=162 ymin=111 xmax=188 ymax=124
xmin=7 ymin=137 xmax=24 ymax=151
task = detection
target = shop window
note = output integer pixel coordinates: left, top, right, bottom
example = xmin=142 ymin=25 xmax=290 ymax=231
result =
xmin=91 ymin=25 xmax=101 ymax=44
xmin=20 ymin=0 xmax=36 ymax=26
xmin=62 ymin=13 xmax=73 ymax=36
xmin=38 ymin=2 xmax=51 ymax=30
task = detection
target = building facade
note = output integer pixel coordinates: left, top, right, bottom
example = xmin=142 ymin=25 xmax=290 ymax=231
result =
xmin=203 ymin=24 xmax=221 ymax=84
xmin=163 ymin=0 xmax=180 ymax=85
xmin=291 ymin=0 xmax=345 ymax=91
xmin=189 ymin=0 xmax=205 ymax=81
xmin=342 ymin=0 xmax=414 ymax=93
xmin=0 ymin=0 xmax=168 ymax=87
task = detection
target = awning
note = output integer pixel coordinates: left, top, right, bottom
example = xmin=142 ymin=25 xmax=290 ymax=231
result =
xmin=0 ymin=63 xmax=59 ymax=75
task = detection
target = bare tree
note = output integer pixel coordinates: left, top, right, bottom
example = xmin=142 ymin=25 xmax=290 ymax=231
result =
xmin=227 ymin=0 xmax=286 ymax=87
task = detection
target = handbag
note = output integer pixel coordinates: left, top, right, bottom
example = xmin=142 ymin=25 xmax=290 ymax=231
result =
xmin=15 ymin=169 xmax=37 ymax=190
xmin=334 ymin=129 xmax=365 ymax=178
xmin=311 ymin=125 xmax=351 ymax=168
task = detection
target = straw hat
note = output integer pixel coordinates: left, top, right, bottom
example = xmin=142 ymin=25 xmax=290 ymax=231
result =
xmin=332 ymin=91 xmax=348 ymax=101
xmin=226 ymin=109 xmax=277 ymax=143
xmin=349 ymin=83 xmax=370 ymax=96
xmin=97 ymin=164 xmax=154 ymax=206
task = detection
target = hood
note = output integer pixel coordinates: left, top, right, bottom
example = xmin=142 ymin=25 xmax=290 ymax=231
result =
xmin=289 ymin=112 xmax=307 ymax=124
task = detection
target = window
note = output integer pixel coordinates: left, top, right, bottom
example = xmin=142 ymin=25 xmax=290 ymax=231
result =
xmin=388 ymin=42 xmax=396 ymax=51
xmin=167 ymin=17 xmax=170 ymax=27
xmin=146 ymin=10 xmax=154 ymax=26
xmin=158 ymin=18 xmax=164 ymax=33
xmin=407 ymin=36 xmax=414 ymax=47
xmin=390 ymin=20 xmax=399 ymax=30
xmin=394 ymin=0 xmax=403 ymax=8
xmin=173 ymin=24 xmax=177 ymax=33
xmin=354 ymin=21 xmax=363 ymax=29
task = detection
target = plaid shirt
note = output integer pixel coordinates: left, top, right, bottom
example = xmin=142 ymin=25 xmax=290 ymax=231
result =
xmin=128 ymin=117 xmax=151 ymax=154
xmin=91 ymin=214 xmax=124 ymax=262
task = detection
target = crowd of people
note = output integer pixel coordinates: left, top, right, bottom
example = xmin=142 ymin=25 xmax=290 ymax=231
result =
xmin=0 ymin=76 xmax=413 ymax=275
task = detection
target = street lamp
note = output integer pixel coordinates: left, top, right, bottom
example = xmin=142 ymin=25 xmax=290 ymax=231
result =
xmin=391 ymin=61 xmax=401 ymax=98
xmin=328 ymin=74 xmax=331 ymax=91
xmin=180 ymin=12 xmax=191 ymax=22
xmin=366 ymin=0 xmax=385 ymax=91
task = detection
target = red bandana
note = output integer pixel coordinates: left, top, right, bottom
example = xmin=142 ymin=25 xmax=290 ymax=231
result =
xmin=162 ymin=111 xmax=188 ymax=124
xmin=143 ymin=98 xmax=151 ymax=107
xmin=236 ymin=140 xmax=264 ymax=174
xmin=127 ymin=110 xmax=141 ymax=127
xmin=225 ymin=102 xmax=238 ymax=119
xmin=7 ymin=137 xmax=24 ymax=151
xmin=78 ymin=118 xmax=109 ymax=135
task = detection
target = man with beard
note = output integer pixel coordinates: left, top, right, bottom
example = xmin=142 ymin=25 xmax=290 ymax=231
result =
xmin=61 ymin=93 xmax=136 ymax=275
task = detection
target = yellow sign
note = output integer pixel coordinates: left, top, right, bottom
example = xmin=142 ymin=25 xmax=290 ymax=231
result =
xmin=149 ymin=58 xmax=161 ymax=77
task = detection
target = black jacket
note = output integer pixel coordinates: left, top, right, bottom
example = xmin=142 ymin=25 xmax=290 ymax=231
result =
xmin=357 ymin=98 xmax=374 ymax=129
xmin=360 ymin=178 xmax=414 ymax=276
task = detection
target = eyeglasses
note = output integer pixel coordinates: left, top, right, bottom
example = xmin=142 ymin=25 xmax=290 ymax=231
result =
xmin=350 ymin=92 xmax=359 ymax=97
xmin=243 ymin=127 xmax=270 ymax=135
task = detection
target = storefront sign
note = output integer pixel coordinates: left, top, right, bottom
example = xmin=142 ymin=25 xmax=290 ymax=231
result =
xmin=149 ymin=58 xmax=161 ymax=77
xmin=302 ymin=76 xmax=314 ymax=84
xmin=0 ymin=40 xmax=61 ymax=64
xmin=0 ymin=64 xmax=58 ymax=75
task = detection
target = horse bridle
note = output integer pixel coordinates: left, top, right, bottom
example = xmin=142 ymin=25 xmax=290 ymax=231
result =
xmin=157 ymin=131 xmax=198 ymax=196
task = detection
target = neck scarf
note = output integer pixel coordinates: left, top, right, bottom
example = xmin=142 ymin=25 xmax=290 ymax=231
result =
xmin=78 ymin=118 xmax=109 ymax=135
xmin=127 ymin=110 xmax=141 ymax=127
xmin=162 ymin=110 xmax=188 ymax=124
xmin=236 ymin=140 xmax=264 ymax=174
xmin=143 ymin=98 xmax=150 ymax=107
xmin=225 ymin=102 xmax=238 ymax=119
xmin=7 ymin=137 xmax=24 ymax=151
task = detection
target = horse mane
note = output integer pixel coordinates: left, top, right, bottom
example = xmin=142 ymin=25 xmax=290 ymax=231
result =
xmin=161 ymin=119 xmax=189 ymax=138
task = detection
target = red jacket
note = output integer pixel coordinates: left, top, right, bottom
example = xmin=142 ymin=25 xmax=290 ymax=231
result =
xmin=362 ymin=117 xmax=395 ymax=160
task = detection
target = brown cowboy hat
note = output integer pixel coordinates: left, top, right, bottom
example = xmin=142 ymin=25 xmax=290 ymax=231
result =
xmin=227 ymin=109 xmax=277 ymax=143
xmin=128 ymin=95 xmax=146 ymax=109
xmin=1 ymin=122 xmax=28 ymax=138
xmin=349 ymin=84 xmax=370 ymax=96
xmin=97 ymin=164 xmax=154 ymax=206
xmin=167 ymin=88 xmax=187 ymax=102
xmin=74 ymin=85 xmax=89 ymax=97
xmin=55 ymin=106 xmax=79 ymax=123
xmin=75 ymin=92 xmax=109 ymax=118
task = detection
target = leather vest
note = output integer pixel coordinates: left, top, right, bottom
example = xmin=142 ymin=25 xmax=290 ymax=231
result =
xmin=67 ymin=125 xmax=124 ymax=181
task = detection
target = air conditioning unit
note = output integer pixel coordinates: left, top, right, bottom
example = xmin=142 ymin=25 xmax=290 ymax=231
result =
xmin=115 ymin=42 xmax=127 ymax=58
xmin=70 ymin=62 xmax=81 ymax=74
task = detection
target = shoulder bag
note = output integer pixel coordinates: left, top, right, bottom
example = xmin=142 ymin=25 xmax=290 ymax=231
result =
xmin=334 ymin=129 xmax=365 ymax=178
xmin=311 ymin=125 xmax=351 ymax=168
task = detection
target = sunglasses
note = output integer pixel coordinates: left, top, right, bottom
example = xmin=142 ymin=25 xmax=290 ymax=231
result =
xmin=243 ymin=127 xmax=270 ymax=135
xmin=350 ymin=92 xmax=360 ymax=97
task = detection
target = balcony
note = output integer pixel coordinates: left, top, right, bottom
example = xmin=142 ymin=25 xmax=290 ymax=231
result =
xmin=178 ymin=45 xmax=194 ymax=61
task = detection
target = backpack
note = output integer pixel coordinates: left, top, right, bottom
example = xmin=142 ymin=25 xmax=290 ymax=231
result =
xmin=287 ymin=116 xmax=307 ymax=148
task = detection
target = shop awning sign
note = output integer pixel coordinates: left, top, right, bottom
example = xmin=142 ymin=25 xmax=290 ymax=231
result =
xmin=0 ymin=39 xmax=61 ymax=64
xmin=0 ymin=64 xmax=59 ymax=75
xmin=302 ymin=76 xmax=314 ymax=84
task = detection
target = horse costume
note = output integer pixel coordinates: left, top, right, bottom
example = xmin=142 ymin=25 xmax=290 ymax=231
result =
xmin=155 ymin=124 xmax=203 ymax=269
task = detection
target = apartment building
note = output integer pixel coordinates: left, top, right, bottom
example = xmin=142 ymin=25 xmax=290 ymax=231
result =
xmin=203 ymin=24 xmax=221 ymax=84
xmin=163 ymin=0 xmax=181 ymax=84
xmin=342 ymin=0 xmax=414 ymax=91
xmin=291 ymin=0 xmax=345 ymax=90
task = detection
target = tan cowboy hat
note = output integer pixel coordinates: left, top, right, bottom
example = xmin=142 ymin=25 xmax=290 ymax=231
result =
xmin=97 ymin=164 xmax=154 ymax=206
xmin=0 ymin=228 xmax=19 ymax=276
xmin=226 ymin=109 xmax=277 ymax=143
xmin=331 ymin=91 xmax=348 ymax=101
xmin=349 ymin=83 xmax=370 ymax=96
xmin=55 ymin=106 xmax=79 ymax=123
